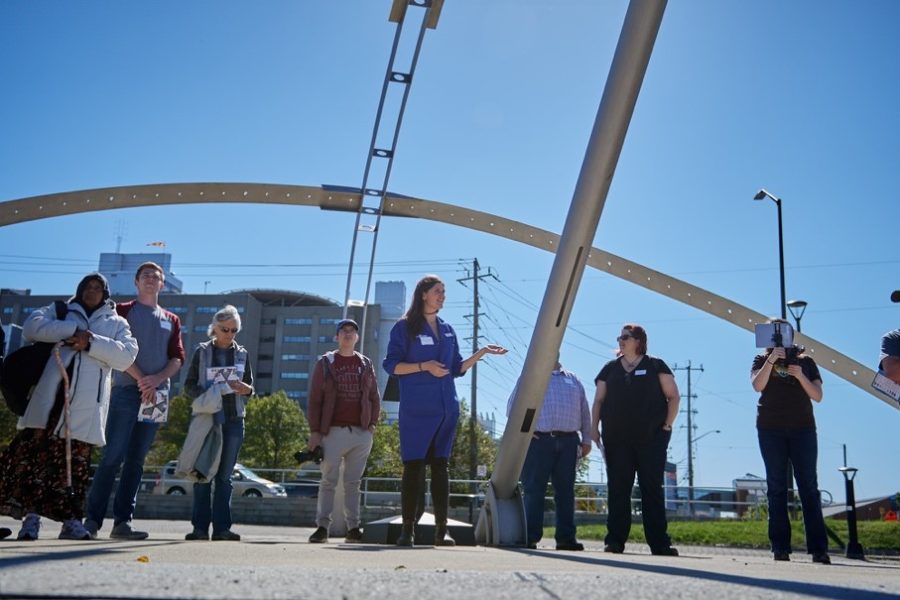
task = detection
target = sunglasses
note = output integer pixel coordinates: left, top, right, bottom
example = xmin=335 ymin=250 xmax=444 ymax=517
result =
xmin=219 ymin=327 xmax=239 ymax=334
xmin=616 ymin=334 xmax=634 ymax=342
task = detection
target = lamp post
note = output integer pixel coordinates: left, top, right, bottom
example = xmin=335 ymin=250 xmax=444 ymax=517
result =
xmin=753 ymin=189 xmax=786 ymax=319
xmin=786 ymin=299 xmax=808 ymax=333
xmin=754 ymin=188 xmax=796 ymax=515
xmin=687 ymin=429 xmax=720 ymax=516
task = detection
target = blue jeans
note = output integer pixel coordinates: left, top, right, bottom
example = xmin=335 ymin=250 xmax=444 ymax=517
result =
xmin=520 ymin=433 xmax=579 ymax=545
xmin=758 ymin=427 xmax=828 ymax=554
xmin=86 ymin=386 xmax=160 ymax=528
xmin=192 ymin=418 xmax=244 ymax=534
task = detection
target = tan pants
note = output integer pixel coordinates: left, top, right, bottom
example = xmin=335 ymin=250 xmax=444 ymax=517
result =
xmin=315 ymin=426 xmax=374 ymax=530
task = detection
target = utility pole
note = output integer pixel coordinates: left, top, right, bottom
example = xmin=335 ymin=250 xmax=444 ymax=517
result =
xmin=458 ymin=259 xmax=497 ymax=492
xmin=673 ymin=360 xmax=703 ymax=516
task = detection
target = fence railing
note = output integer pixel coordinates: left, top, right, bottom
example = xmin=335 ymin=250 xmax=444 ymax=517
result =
xmin=136 ymin=465 xmax=832 ymax=518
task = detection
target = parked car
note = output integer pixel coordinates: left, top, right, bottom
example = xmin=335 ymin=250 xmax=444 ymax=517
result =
xmin=153 ymin=461 xmax=287 ymax=497
xmin=282 ymin=477 xmax=320 ymax=498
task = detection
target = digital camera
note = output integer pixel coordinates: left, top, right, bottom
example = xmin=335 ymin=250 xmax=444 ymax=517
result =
xmin=294 ymin=445 xmax=324 ymax=465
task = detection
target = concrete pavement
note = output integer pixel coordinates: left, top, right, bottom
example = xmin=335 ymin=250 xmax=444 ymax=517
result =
xmin=1 ymin=517 xmax=898 ymax=599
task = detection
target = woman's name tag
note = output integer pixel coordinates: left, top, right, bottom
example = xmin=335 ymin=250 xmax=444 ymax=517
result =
xmin=418 ymin=335 xmax=434 ymax=346
xmin=634 ymin=369 xmax=647 ymax=376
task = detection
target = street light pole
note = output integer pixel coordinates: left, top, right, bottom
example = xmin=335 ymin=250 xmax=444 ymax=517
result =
xmin=754 ymin=189 xmax=786 ymax=319
xmin=787 ymin=299 xmax=808 ymax=333
xmin=754 ymin=188 xmax=796 ymax=513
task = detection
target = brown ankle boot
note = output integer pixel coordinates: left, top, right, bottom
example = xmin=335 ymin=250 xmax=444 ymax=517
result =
xmin=396 ymin=520 xmax=415 ymax=547
xmin=434 ymin=522 xmax=456 ymax=547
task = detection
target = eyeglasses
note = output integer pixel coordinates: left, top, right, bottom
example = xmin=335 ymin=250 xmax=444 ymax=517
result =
xmin=219 ymin=327 xmax=239 ymax=334
xmin=616 ymin=334 xmax=634 ymax=342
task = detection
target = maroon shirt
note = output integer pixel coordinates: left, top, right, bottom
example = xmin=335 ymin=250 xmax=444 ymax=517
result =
xmin=331 ymin=353 xmax=364 ymax=427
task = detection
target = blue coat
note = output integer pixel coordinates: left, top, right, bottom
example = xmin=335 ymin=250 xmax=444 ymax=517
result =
xmin=383 ymin=317 xmax=464 ymax=461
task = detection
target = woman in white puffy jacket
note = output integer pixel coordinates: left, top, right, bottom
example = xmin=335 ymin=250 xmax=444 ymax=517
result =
xmin=0 ymin=273 xmax=137 ymax=541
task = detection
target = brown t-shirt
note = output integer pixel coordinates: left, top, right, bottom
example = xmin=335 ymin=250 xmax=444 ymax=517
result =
xmin=331 ymin=353 xmax=364 ymax=427
xmin=752 ymin=352 xmax=821 ymax=430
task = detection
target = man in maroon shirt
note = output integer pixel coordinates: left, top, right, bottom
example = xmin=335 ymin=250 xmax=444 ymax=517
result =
xmin=306 ymin=319 xmax=380 ymax=543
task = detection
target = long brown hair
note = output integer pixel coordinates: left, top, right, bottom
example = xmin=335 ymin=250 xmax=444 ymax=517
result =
xmin=404 ymin=274 xmax=443 ymax=340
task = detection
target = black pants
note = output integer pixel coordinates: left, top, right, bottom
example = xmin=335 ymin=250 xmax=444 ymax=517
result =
xmin=604 ymin=428 xmax=672 ymax=551
xmin=401 ymin=457 xmax=449 ymax=523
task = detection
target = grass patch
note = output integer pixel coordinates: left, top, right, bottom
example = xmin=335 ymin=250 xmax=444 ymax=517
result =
xmin=558 ymin=518 xmax=900 ymax=552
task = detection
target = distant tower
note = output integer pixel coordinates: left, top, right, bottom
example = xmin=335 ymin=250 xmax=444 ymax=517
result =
xmin=374 ymin=280 xmax=406 ymax=423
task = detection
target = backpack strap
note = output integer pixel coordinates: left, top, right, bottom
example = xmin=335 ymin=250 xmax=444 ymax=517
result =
xmin=53 ymin=300 xmax=68 ymax=321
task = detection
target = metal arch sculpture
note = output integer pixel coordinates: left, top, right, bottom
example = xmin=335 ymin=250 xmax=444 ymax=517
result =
xmin=1 ymin=182 xmax=894 ymax=410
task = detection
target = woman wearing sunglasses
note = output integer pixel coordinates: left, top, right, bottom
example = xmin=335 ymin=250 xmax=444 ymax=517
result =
xmin=591 ymin=324 xmax=680 ymax=556
xmin=178 ymin=304 xmax=254 ymax=541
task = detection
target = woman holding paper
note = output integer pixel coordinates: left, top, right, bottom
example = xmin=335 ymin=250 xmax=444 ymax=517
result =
xmin=0 ymin=273 xmax=137 ymax=541
xmin=180 ymin=305 xmax=254 ymax=541
xmin=383 ymin=274 xmax=507 ymax=547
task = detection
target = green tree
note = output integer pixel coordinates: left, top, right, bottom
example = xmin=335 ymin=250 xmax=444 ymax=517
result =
xmin=366 ymin=412 xmax=403 ymax=479
xmin=241 ymin=391 xmax=308 ymax=469
xmin=145 ymin=392 xmax=192 ymax=466
xmin=0 ymin=405 xmax=18 ymax=449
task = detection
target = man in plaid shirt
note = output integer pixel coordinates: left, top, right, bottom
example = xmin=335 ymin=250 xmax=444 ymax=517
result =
xmin=508 ymin=359 xmax=592 ymax=550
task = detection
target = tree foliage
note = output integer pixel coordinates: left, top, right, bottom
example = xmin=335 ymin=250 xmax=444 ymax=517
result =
xmin=241 ymin=390 xmax=309 ymax=469
xmin=145 ymin=392 xmax=192 ymax=466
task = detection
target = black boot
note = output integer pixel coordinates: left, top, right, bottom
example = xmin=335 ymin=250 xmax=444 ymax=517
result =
xmin=396 ymin=520 xmax=415 ymax=547
xmin=434 ymin=521 xmax=456 ymax=547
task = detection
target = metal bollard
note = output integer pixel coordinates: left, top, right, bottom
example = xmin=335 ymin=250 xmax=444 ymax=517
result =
xmin=838 ymin=466 xmax=865 ymax=560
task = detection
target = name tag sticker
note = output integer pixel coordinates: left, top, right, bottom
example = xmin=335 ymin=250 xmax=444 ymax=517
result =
xmin=160 ymin=319 xmax=172 ymax=331
xmin=418 ymin=335 xmax=434 ymax=346
xmin=634 ymin=369 xmax=647 ymax=376
xmin=444 ymin=332 xmax=454 ymax=337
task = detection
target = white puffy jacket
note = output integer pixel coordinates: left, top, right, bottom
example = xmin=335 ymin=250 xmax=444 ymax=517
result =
xmin=20 ymin=299 xmax=138 ymax=446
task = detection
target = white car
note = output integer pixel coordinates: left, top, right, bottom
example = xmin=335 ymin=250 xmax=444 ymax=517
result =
xmin=153 ymin=461 xmax=287 ymax=497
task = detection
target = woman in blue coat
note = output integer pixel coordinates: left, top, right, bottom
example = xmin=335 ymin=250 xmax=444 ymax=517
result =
xmin=384 ymin=274 xmax=506 ymax=547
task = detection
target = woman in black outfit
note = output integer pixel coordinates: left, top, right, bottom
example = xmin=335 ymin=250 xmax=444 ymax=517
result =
xmin=751 ymin=319 xmax=829 ymax=564
xmin=591 ymin=324 xmax=680 ymax=556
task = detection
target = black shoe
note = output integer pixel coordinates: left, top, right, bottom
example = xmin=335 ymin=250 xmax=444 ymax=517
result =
xmin=434 ymin=523 xmax=456 ymax=547
xmin=774 ymin=551 xmax=791 ymax=561
xmin=651 ymin=546 xmax=679 ymax=556
xmin=556 ymin=541 xmax=584 ymax=551
xmin=308 ymin=527 xmax=328 ymax=544
xmin=525 ymin=543 xmax=537 ymax=550
xmin=185 ymin=530 xmax=209 ymax=541
xmin=110 ymin=522 xmax=148 ymax=540
xmin=604 ymin=543 xmax=624 ymax=554
xmin=812 ymin=552 xmax=831 ymax=565
xmin=211 ymin=530 xmax=241 ymax=541
xmin=0 ymin=528 xmax=11 ymax=540
xmin=396 ymin=520 xmax=414 ymax=547
xmin=344 ymin=527 xmax=363 ymax=543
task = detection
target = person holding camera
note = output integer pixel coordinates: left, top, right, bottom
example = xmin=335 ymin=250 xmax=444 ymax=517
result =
xmin=384 ymin=275 xmax=507 ymax=547
xmin=591 ymin=324 xmax=680 ymax=556
xmin=0 ymin=273 xmax=137 ymax=541
xmin=180 ymin=305 xmax=254 ymax=542
xmin=306 ymin=319 xmax=380 ymax=544
xmin=751 ymin=319 xmax=829 ymax=564
xmin=879 ymin=291 xmax=900 ymax=384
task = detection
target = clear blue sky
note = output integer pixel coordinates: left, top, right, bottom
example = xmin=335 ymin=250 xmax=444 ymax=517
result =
xmin=1 ymin=1 xmax=898 ymax=501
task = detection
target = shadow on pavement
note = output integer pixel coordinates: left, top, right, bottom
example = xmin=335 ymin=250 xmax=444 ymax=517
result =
xmin=501 ymin=547 xmax=899 ymax=600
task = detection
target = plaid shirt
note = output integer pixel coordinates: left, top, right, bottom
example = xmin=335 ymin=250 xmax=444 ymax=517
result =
xmin=507 ymin=367 xmax=591 ymax=443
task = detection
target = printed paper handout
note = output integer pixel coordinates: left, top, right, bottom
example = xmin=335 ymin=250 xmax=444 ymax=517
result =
xmin=138 ymin=389 xmax=169 ymax=423
xmin=207 ymin=366 xmax=244 ymax=384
